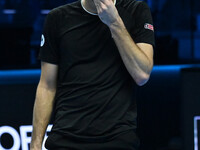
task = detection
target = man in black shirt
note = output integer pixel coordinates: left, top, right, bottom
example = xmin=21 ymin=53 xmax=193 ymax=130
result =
xmin=30 ymin=0 xmax=155 ymax=149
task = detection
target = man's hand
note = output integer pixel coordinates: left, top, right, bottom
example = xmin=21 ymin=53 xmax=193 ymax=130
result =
xmin=93 ymin=0 xmax=123 ymax=27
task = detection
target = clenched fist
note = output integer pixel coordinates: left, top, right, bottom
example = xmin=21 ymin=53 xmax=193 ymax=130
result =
xmin=93 ymin=0 xmax=122 ymax=27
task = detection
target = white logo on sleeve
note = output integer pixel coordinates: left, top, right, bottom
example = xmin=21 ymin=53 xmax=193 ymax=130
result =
xmin=40 ymin=34 xmax=45 ymax=47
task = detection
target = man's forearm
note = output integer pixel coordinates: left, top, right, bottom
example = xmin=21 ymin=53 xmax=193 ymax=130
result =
xmin=30 ymin=83 xmax=56 ymax=149
xmin=109 ymin=18 xmax=153 ymax=86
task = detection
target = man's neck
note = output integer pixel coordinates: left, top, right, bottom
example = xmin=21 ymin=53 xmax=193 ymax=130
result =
xmin=81 ymin=0 xmax=115 ymax=14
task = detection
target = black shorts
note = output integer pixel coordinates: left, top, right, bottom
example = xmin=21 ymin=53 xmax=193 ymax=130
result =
xmin=45 ymin=130 xmax=140 ymax=150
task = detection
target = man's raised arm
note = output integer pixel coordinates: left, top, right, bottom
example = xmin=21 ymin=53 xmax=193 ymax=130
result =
xmin=93 ymin=0 xmax=154 ymax=86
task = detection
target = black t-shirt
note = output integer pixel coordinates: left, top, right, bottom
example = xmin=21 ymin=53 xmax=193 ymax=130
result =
xmin=39 ymin=0 xmax=154 ymax=144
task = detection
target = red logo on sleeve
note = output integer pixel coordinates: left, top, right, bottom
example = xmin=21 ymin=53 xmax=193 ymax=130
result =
xmin=144 ymin=23 xmax=154 ymax=31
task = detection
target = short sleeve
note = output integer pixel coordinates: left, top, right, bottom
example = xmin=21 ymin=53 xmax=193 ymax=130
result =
xmin=38 ymin=11 xmax=59 ymax=64
xmin=132 ymin=2 xmax=155 ymax=46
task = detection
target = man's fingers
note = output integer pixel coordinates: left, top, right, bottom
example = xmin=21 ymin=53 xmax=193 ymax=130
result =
xmin=94 ymin=1 xmax=108 ymax=14
xmin=103 ymin=0 xmax=114 ymax=5
xmin=98 ymin=0 xmax=110 ymax=5
xmin=92 ymin=0 xmax=119 ymax=26
xmin=94 ymin=0 xmax=113 ymax=6
xmin=99 ymin=2 xmax=107 ymax=10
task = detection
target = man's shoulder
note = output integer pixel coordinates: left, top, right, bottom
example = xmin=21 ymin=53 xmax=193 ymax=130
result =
xmin=48 ymin=1 xmax=81 ymax=17
xmin=118 ymin=0 xmax=150 ymax=14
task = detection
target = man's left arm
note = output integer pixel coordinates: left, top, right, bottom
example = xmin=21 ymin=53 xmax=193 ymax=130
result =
xmin=94 ymin=0 xmax=154 ymax=86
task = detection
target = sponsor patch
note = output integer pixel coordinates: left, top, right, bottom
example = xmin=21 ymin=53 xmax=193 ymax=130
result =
xmin=40 ymin=34 xmax=45 ymax=47
xmin=144 ymin=23 xmax=154 ymax=31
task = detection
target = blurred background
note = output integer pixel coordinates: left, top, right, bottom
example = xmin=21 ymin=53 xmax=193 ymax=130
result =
xmin=0 ymin=0 xmax=200 ymax=150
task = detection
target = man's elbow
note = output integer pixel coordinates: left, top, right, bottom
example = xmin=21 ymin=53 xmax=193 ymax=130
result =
xmin=38 ymin=80 xmax=57 ymax=93
xmin=134 ymin=72 xmax=150 ymax=86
